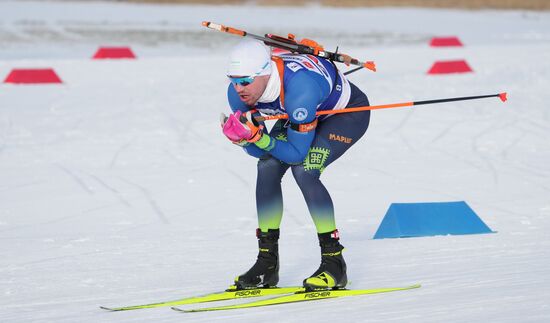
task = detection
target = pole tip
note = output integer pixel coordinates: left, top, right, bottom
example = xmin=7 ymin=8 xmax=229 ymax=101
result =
xmin=365 ymin=61 xmax=376 ymax=72
xmin=499 ymin=92 xmax=507 ymax=102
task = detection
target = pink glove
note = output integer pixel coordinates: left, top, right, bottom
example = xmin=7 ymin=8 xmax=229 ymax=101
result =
xmin=221 ymin=110 xmax=263 ymax=143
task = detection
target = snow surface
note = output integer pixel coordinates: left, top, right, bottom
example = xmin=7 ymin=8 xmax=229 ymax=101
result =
xmin=1 ymin=1 xmax=550 ymax=322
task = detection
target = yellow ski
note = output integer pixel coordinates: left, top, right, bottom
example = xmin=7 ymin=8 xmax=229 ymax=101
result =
xmin=173 ymin=284 xmax=421 ymax=312
xmin=100 ymin=286 xmax=302 ymax=311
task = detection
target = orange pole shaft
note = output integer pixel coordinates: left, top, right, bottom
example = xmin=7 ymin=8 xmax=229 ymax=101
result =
xmin=256 ymin=92 xmax=507 ymax=122
xmin=257 ymin=102 xmax=414 ymax=122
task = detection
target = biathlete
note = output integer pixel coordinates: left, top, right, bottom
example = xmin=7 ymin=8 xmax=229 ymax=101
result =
xmin=220 ymin=39 xmax=371 ymax=291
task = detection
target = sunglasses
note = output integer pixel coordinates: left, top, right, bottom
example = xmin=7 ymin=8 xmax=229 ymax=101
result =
xmin=228 ymin=75 xmax=256 ymax=87
xmin=227 ymin=61 xmax=270 ymax=87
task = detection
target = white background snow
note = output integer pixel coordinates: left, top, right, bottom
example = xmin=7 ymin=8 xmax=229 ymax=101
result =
xmin=1 ymin=1 xmax=550 ymax=322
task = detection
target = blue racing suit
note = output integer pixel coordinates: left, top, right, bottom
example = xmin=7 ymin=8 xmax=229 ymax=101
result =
xmin=227 ymin=53 xmax=370 ymax=234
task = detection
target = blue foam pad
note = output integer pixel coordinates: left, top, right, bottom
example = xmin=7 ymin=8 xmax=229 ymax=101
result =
xmin=373 ymin=201 xmax=494 ymax=239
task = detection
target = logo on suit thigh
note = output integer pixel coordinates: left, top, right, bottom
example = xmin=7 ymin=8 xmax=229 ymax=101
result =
xmin=329 ymin=133 xmax=353 ymax=144
xmin=303 ymin=147 xmax=330 ymax=173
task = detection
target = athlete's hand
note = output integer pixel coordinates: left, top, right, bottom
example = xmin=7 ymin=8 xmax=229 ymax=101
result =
xmin=220 ymin=113 xmax=248 ymax=146
xmin=221 ymin=110 xmax=263 ymax=143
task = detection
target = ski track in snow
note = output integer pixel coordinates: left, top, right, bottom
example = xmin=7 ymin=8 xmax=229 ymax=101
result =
xmin=108 ymin=137 xmax=137 ymax=169
xmin=116 ymin=177 xmax=170 ymax=224
xmin=86 ymin=173 xmax=133 ymax=208
xmin=54 ymin=163 xmax=95 ymax=195
xmin=1 ymin=1 xmax=550 ymax=322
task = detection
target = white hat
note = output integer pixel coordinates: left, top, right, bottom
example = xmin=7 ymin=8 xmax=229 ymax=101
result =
xmin=227 ymin=39 xmax=272 ymax=77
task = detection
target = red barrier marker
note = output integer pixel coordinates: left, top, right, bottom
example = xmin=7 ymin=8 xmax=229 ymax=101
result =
xmin=428 ymin=60 xmax=473 ymax=74
xmin=430 ymin=37 xmax=463 ymax=47
xmin=92 ymin=47 xmax=136 ymax=59
xmin=4 ymin=68 xmax=63 ymax=84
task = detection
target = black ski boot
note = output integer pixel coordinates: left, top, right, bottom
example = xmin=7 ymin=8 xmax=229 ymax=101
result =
xmin=234 ymin=228 xmax=280 ymax=290
xmin=303 ymin=230 xmax=347 ymax=291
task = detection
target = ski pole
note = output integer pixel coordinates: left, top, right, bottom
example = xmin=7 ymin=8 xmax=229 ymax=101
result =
xmin=202 ymin=21 xmax=376 ymax=72
xmin=344 ymin=66 xmax=365 ymax=76
xmin=254 ymin=92 xmax=507 ymax=122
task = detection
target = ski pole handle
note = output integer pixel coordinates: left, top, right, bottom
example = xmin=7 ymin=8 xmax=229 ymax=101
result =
xmin=202 ymin=21 xmax=246 ymax=36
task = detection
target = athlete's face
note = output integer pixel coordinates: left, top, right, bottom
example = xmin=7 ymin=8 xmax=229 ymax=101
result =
xmin=230 ymin=74 xmax=270 ymax=106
